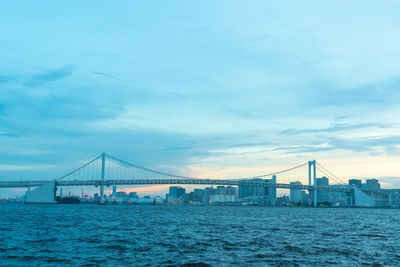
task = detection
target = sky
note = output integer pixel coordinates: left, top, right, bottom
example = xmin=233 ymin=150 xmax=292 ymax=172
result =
xmin=1 ymin=1 xmax=400 ymax=198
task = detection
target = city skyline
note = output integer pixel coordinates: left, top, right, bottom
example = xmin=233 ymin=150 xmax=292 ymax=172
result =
xmin=1 ymin=1 xmax=400 ymax=198
xmin=0 ymin=150 xmax=397 ymax=198
xmin=0 ymin=152 xmax=391 ymax=203
xmin=14 ymin=176 xmax=386 ymax=208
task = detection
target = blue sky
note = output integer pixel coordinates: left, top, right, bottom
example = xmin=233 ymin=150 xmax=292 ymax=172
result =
xmin=1 ymin=1 xmax=400 ymax=197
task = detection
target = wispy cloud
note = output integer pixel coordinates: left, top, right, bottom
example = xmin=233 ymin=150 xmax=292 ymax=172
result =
xmin=24 ymin=65 xmax=75 ymax=86
xmin=93 ymin=71 xmax=121 ymax=81
xmin=230 ymin=142 xmax=271 ymax=148
xmin=93 ymin=71 xmax=136 ymax=84
xmin=276 ymin=135 xmax=400 ymax=154
xmin=335 ymin=115 xmax=350 ymax=121
xmin=281 ymin=123 xmax=390 ymax=135
xmin=275 ymin=145 xmax=334 ymax=154
xmin=0 ymin=164 xmax=56 ymax=171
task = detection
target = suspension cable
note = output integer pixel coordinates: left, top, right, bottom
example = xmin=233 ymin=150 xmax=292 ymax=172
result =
xmin=316 ymin=162 xmax=347 ymax=184
xmin=105 ymin=153 xmax=195 ymax=179
xmin=316 ymin=166 xmax=347 ymax=186
xmin=106 ymin=154 xmax=309 ymax=181
xmin=55 ymin=152 xmax=312 ymax=183
xmin=233 ymin=162 xmax=308 ymax=180
xmin=316 ymin=167 xmax=342 ymax=185
xmin=57 ymin=154 xmax=103 ymax=181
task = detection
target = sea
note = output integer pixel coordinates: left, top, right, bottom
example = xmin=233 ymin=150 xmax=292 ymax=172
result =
xmin=1 ymin=204 xmax=400 ymax=266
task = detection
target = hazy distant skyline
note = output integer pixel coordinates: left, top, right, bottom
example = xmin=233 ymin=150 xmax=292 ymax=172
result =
xmin=1 ymin=1 xmax=400 ymax=197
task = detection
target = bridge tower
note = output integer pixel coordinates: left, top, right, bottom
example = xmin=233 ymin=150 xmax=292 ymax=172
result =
xmin=100 ymin=152 xmax=105 ymax=203
xmin=308 ymin=160 xmax=317 ymax=207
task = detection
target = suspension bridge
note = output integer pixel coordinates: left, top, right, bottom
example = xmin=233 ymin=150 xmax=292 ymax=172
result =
xmin=0 ymin=152 xmax=360 ymax=206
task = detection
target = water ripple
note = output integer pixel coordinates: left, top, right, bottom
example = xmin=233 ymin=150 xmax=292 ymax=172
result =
xmin=1 ymin=204 xmax=400 ymax=266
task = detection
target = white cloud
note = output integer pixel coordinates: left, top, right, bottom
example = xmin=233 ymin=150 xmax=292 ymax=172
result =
xmin=0 ymin=164 xmax=56 ymax=171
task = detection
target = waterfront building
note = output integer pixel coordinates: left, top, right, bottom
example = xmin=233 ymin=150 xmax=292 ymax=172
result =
xmin=210 ymin=194 xmax=237 ymax=203
xmin=193 ymin=189 xmax=204 ymax=203
xmin=168 ymin=186 xmax=185 ymax=198
xmin=201 ymin=187 xmax=216 ymax=203
xmin=238 ymin=176 xmax=276 ymax=205
xmin=349 ymin=179 xmax=362 ymax=188
xmin=166 ymin=186 xmax=186 ymax=204
xmin=353 ymin=187 xmax=376 ymax=207
xmin=276 ymin=195 xmax=290 ymax=206
xmin=361 ymin=183 xmax=367 ymax=189
xmin=329 ymin=185 xmax=349 ymax=206
xmin=174 ymin=186 xmax=239 ymax=204
xmin=209 ymin=186 xmax=238 ymax=203
xmin=300 ymin=191 xmax=307 ymax=203
xmin=238 ymin=179 xmax=264 ymax=198
xmin=116 ymin=191 xmax=128 ymax=202
xmin=290 ymin=181 xmax=305 ymax=203
xmin=316 ymin=176 xmax=330 ymax=204
xmin=366 ymin=179 xmax=381 ymax=190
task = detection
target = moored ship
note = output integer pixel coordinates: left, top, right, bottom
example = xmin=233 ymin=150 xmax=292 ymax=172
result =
xmin=56 ymin=196 xmax=80 ymax=204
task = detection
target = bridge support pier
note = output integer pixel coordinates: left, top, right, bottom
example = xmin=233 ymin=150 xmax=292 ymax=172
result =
xmin=308 ymin=162 xmax=312 ymax=206
xmin=308 ymin=160 xmax=317 ymax=207
xmin=100 ymin=152 xmax=106 ymax=204
xmin=100 ymin=184 xmax=104 ymax=203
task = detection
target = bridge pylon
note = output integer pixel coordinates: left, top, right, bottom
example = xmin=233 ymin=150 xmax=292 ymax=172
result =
xmin=100 ymin=152 xmax=105 ymax=203
xmin=308 ymin=160 xmax=317 ymax=207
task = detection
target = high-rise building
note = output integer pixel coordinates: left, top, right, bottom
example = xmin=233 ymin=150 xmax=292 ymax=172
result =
xmin=329 ymin=185 xmax=349 ymax=206
xmin=316 ymin=176 xmax=330 ymax=203
xmin=349 ymin=179 xmax=362 ymax=188
xmin=290 ymin=181 xmax=304 ymax=203
xmin=317 ymin=176 xmax=329 ymax=187
xmin=166 ymin=186 xmax=186 ymax=203
xmin=168 ymin=186 xmax=185 ymax=198
xmin=366 ymin=179 xmax=380 ymax=190
xmin=202 ymin=187 xmax=215 ymax=203
xmin=193 ymin=189 xmax=204 ymax=202
xmin=238 ymin=178 xmax=265 ymax=198
xmin=112 ymin=186 xmax=117 ymax=197
xmin=238 ymin=176 xmax=276 ymax=204
xmin=115 ymin=191 xmax=128 ymax=202
xmin=209 ymin=186 xmax=238 ymax=203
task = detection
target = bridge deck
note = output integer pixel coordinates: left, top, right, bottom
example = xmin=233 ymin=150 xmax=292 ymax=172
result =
xmin=0 ymin=179 xmax=351 ymax=192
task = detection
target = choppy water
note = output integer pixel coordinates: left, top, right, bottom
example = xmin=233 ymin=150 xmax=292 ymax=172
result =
xmin=1 ymin=204 xmax=400 ymax=266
